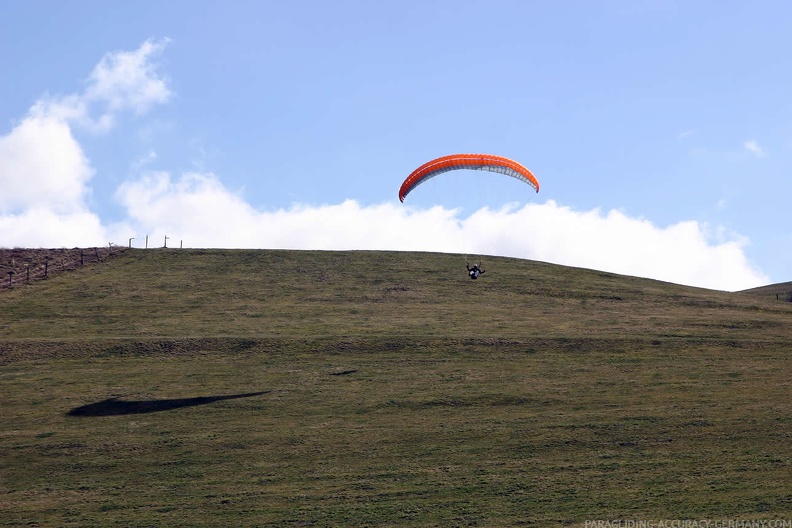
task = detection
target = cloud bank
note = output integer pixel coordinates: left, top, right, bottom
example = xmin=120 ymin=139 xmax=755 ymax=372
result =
xmin=0 ymin=40 xmax=769 ymax=292
xmin=106 ymin=169 xmax=767 ymax=290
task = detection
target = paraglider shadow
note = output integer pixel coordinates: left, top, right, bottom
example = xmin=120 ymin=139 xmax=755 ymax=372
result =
xmin=67 ymin=391 xmax=270 ymax=417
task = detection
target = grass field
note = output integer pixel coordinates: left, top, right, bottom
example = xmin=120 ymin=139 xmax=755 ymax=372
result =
xmin=1 ymin=249 xmax=791 ymax=526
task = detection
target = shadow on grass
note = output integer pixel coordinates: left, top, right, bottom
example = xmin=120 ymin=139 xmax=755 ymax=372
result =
xmin=67 ymin=391 xmax=270 ymax=417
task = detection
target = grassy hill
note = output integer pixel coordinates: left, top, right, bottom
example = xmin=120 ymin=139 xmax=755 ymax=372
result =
xmin=1 ymin=249 xmax=791 ymax=526
xmin=737 ymin=281 xmax=792 ymax=303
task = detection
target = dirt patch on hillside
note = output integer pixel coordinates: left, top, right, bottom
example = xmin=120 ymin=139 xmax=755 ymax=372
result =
xmin=0 ymin=247 xmax=128 ymax=291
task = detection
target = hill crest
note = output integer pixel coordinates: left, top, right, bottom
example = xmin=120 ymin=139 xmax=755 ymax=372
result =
xmin=2 ymin=248 xmax=791 ymax=343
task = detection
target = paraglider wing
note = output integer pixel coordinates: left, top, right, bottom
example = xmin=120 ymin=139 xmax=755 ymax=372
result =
xmin=399 ymin=154 xmax=539 ymax=202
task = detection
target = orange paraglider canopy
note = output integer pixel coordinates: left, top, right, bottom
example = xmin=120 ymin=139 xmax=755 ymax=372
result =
xmin=399 ymin=153 xmax=539 ymax=202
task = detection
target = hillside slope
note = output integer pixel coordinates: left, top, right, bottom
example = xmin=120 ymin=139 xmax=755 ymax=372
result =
xmin=738 ymin=280 xmax=792 ymax=302
xmin=2 ymin=248 xmax=792 ymax=343
xmin=2 ymin=249 xmax=792 ymax=525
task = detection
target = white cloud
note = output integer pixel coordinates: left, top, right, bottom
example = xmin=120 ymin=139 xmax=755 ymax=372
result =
xmin=0 ymin=207 xmax=107 ymax=248
xmin=24 ymin=38 xmax=171 ymax=133
xmin=0 ymin=39 xmax=171 ymax=232
xmin=0 ymin=115 xmax=93 ymax=212
xmin=459 ymin=203 xmax=766 ymax=291
xmin=743 ymin=140 xmax=765 ymax=157
xmin=115 ymin=172 xmax=465 ymax=252
xmin=130 ymin=150 xmax=158 ymax=173
xmin=111 ymin=171 xmax=768 ymax=291
xmin=86 ymin=38 xmax=172 ymax=116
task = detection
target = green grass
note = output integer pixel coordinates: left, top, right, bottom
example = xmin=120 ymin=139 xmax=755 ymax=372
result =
xmin=1 ymin=249 xmax=791 ymax=526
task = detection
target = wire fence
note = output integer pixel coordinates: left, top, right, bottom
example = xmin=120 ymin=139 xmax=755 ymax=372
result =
xmin=0 ymin=246 xmax=128 ymax=290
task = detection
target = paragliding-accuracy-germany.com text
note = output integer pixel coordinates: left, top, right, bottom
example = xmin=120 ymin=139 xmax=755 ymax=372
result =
xmin=584 ymin=520 xmax=792 ymax=528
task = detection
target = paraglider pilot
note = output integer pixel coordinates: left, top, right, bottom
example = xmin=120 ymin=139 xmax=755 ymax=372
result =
xmin=467 ymin=263 xmax=485 ymax=280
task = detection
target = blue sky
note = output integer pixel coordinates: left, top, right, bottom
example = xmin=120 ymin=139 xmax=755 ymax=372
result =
xmin=2 ymin=1 xmax=790 ymax=291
